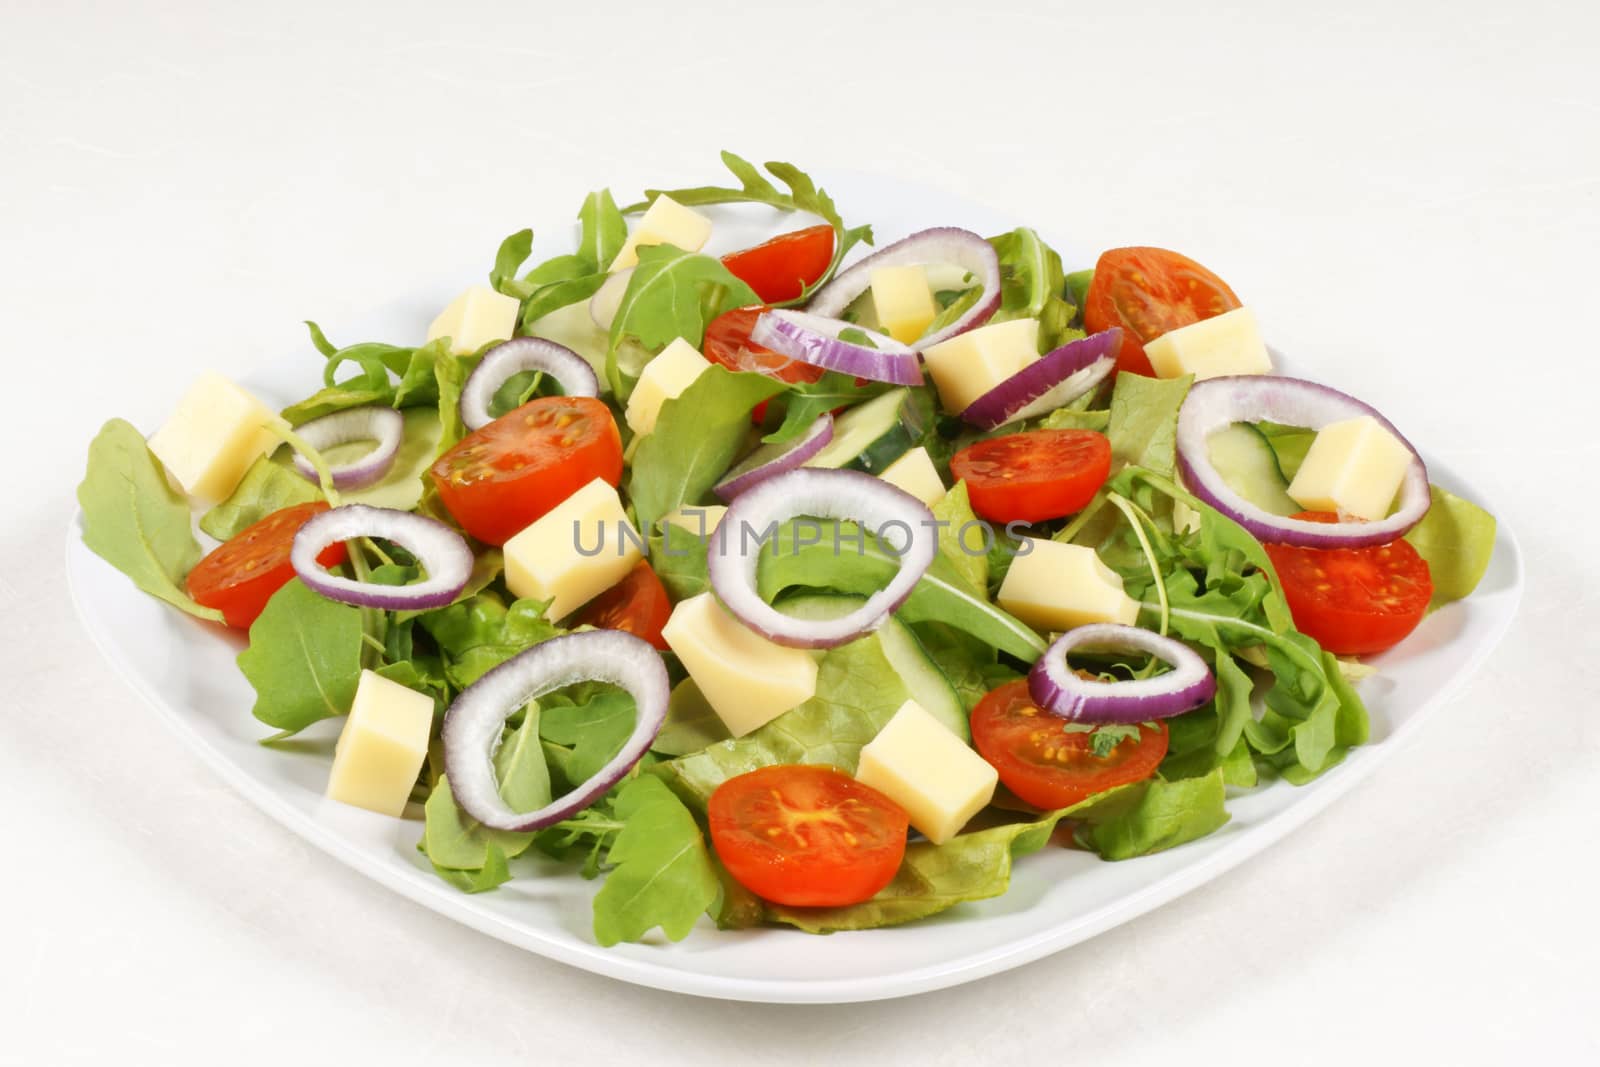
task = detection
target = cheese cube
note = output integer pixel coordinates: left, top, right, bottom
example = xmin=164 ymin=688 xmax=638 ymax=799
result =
xmin=427 ymin=285 xmax=520 ymax=356
xmin=504 ymin=478 xmax=643 ymax=620
xmin=1143 ymin=306 xmax=1272 ymax=380
xmin=662 ymin=592 xmax=819 ymax=737
xmin=997 ymin=539 xmax=1140 ymax=632
xmin=1287 ymin=415 xmax=1412 ymax=520
xmin=856 ymin=700 xmax=997 ymax=844
xmin=609 ymin=194 xmax=713 ymax=272
xmin=878 ymin=446 xmax=946 ymax=507
xmin=871 ymin=265 xmax=937 ymax=345
xmin=624 ymin=337 xmax=711 ymax=436
xmin=146 ymin=372 xmax=287 ymax=503
xmin=922 ymin=318 xmax=1040 ymax=413
xmin=325 ymin=669 xmax=434 ymax=817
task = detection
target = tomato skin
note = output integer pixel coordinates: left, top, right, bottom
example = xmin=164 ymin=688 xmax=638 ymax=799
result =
xmin=703 ymin=306 xmax=826 ymax=424
xmin=1263 ymin=512 xmax=1433 ymax=656
xmin=708 ymin=765 xmax=909 ymax=908
xmin=428 ymin=396 xmax=622 ymax=546
xmin=186 ymin=502 xmax=347 ymax=629
xmin=573 ymin=560 xmax=672 ymax=650
xmin=971 ymin=681 xmax=1169 ymax=810
xmin=721 ymin=225 xmax=835 ymax=304
xmin=1083 ymin=247 xmax=1242 ymax=377
xmin=950 ymin=429 xmax=1112 ymax=524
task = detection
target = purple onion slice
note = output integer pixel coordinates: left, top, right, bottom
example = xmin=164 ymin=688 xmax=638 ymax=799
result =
xmin=1175 ymin=375 xmax=1429 ymax=549
xmin=459 ymin=336 xmax=599 ymax=431
xmin=752 ymin=310 xmax=923 ymax=386
xmin=291 ymin=504 xmax=473 ymax=610
xmin=714 ymin=413 xmax=833 ymax=502
xmin=291 ymin=406 xmax=405 ymax=489
xmin=1028 ymin=624 xmax=1216 ymax=724
xmin=961 ymin=328 xmax=1121 ymax=430
xmin=708 ymin=468 xmax=936 ymax=648
xmin=805 ymin=227 xmax=1001 ymax=348
xmin=442 ymin=630 xmax=669 ymax=832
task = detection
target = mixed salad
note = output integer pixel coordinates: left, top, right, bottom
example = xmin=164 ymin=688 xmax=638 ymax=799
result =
xmin=77 ymin=153 xmax=1499 ymax=946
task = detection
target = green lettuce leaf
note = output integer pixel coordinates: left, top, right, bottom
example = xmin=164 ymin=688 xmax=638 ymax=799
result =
xmin=1404 ymin=484 xmax=1497 ymax=606
xmin=237 ymin=578 xmax=364 ymax=734
xmin=652 ymin=679 xmax=731 ymax=757
xmin=930 ymin=480 xmax=987 ymax=593
xmin=1106 ymin=371 xmax=1193 ymax=476
xmin=989 ymin=227 xmax=1080 ymax=352
xmin=1074 ymin=769 xmax=1231 ymax=859
xmin=76 ymin=419 xmax=224 ymax=622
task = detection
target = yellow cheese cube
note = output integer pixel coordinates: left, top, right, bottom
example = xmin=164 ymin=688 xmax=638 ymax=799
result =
xmin=856 ymin=700 xmax=997 ymax=844
xmin=1143 ymin=306 xmax=1272 ymax=380
xmin=661 ymin=593 xmax=819 ymax=737
xmin=921 ymin=318 xmax=1040 ymax=413
xmin=146 ymin=372 xmax=287 ymax=503
xmin=870 ymin=265 xmax=938 ymax=345
xmin=325 ymin=669 xmax=435 ymax=817
xmin=878 ymin=446 xmax=946 ymax=507
xmin=624 ymin=337 xmax=711 ymax=436
xmin=1287 ymin=415 xmax=1412 ymax=520
xmin=609 ymin=194 xmax=713 ymax=272
xmin=503 ymin=478 xmax=643 ymax=620
xmin=427 ymin=284 xmax=520 ymax=357
xmin=997 ymin=539 xmax=1140 ymax=632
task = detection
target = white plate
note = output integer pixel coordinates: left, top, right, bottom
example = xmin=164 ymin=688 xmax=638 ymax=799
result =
xmin=65 ymin=172 xmax=1523 ymax=1004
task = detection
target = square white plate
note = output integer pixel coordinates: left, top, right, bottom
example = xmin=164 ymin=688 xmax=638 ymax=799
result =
xmin=66 ymin=172 xmax=1523 ymax=1003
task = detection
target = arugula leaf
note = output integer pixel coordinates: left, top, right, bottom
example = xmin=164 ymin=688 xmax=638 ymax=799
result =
xmin=1404 ymin=484 xmax=1497 ymax=606
xmin=623 ymin=151 xmax=873 ymax=305
xmin=649 ymin=522 xmax=712 ymax=602
xmin=432 ymin=350 xmax=469 ymax=455
xmin=281 ymin=383 xmax=394 ymax=425
xmin=77 ymin=419 xmax=224 ymax=622
xmin=489 ymin=229 xmax=534 ymax=296
xmin=626 ymin=366 xmax=784 ymax=536
xmin=753 ymin=520 xmax=1047 ymax=660
xmin=592 ymin=775 xmax=720 ymax=946
xmin=237 ymin=578 xmax=364 ymax=734
xmin=577 ymin=189 xmax=627 ymax=273
xmin=1075 ymin=769 xmax=1230 ymax=860
xmin=989 ymin=228 xmax=1080 ymax=352
xmin=930 ymin=480 xmax=987 ymax=593
xmin=761 ymin=372 xmax=889 ymax=445
xmin=539 ymin=687 xmax=636 ymax=784
xmin=659 ymin=632 xmax=914 ymax=805
xmin=605 ymin=243 xmax=760 ymax=396
xmin=837 ymin=326 xmax=878 ymax=348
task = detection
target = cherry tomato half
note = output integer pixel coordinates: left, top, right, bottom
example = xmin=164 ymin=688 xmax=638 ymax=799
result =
xmin=1083 ymin=247 xmax=1242 ymax=377
xmin=1263 ymin=511 xmax=1433 ymax=656
xmin=971 ymin=680 xmax=1169 ymax=810
xmin=950 ymin=429 xmax=1112 ymax=524
xmin=708 ymin=764 xmax=908 ymax=907
xmin=428 ymin=396 xmax=622 ymax=546
xmin=573 ymin=560 xmax=672 ymax=650
xmin=186 ymin=501 xmax=347 ymax=629
xmin=721 ymin=224 xmax=835 ymax=304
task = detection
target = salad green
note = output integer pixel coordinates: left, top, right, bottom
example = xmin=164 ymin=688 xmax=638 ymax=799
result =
xmin=75 ymin=152 xmax=1500 ymax=949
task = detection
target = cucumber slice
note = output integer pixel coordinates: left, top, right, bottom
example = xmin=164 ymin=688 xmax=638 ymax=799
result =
xmin=1206 ymin=423 xmax=1299 ymax=515
xmin=806 ymin=387 xmax=927 ymax=474
xmin=776 ymin=593 xmax=969 ymax=741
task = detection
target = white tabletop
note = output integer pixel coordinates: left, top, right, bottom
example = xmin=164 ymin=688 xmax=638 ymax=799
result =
xmin=4 ymin=0 xmax=1597 ymax=1063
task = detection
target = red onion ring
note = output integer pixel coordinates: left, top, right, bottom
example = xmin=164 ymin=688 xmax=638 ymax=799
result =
xmin=751 ymin=310 xmax=923 ymax=386
xmin=1028 ymin=624 xmax=1217 ymax=724
xmin=714 ymin=413 xmax=834 ymax=501
xmin=290 ymin=406 xmax=405 ymax=489
xmin=1176 ymin=375 xmax=1430 ymax=548
xmin=441 ymin=630 xmax=669 ymax=832
xmin=459 ymin=337 xmax=599 ymax=431
xmin=707 ymin=467 xmax=937 ymax=648
xmin=961 ymin=328 xmax=1121 ymax=430
xmin=291 ymin=504 xmax=474 ymax=610
xmin=805 ymin=227 xmax=1001 ymax=348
